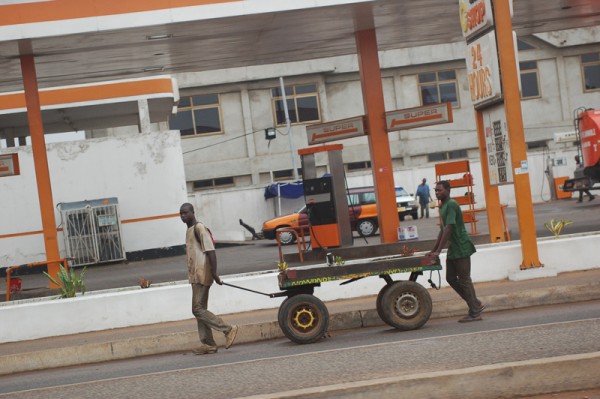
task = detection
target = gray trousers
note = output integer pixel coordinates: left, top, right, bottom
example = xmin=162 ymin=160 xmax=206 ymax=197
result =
xmin=419 ymin=201 xmax=429 ymax=218
xmin=446 ymin=257 xmax=482 ymax=316
xmin=191 ymin=283 xmax=231 ymax=346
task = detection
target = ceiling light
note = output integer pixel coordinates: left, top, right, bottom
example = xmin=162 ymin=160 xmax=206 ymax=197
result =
xmin=146 ymin=34 xmax=172 ymax=41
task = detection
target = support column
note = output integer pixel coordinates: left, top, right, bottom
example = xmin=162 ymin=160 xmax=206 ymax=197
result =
xmin=240 ymin=89 xmax=259 ymax=184
xmin=137 ymin=99 xmax=151 ymax=133
xmin=19 ymin=40 xmax=61 ymax=285
xmin=355 ymin=25 xmax=398 ymax=243
xmin=493 ymin=0 xmax=541 ymax=268
xmin=475 ymin=111 xmax=506 ymax=242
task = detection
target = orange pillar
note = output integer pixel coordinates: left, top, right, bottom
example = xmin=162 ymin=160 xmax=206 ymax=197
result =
xmin=19 ymin=40 xmax=61 ymax=284
xmin=475 ymin=111 xmax=506 ymax=242
xmin=355 ymin=28 xmax=399 ymax=243
xmin=492 ymin=0 xmax=541 ymax=268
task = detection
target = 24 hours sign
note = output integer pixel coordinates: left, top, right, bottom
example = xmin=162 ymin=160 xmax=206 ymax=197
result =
xmin=466 ymin=31 xmax=502 ymax=109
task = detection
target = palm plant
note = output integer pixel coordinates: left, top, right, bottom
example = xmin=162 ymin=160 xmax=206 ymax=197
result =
xmin=43 ymin=265 xmax=87 ymax=298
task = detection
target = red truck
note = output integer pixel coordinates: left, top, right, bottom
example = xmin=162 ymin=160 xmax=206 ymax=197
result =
xmin=563 ymin=108 xmax=600 ymax=193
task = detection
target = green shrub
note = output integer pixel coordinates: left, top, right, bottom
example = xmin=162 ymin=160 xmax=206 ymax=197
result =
xmin=43 ymin=265 xmax=87 ymax=298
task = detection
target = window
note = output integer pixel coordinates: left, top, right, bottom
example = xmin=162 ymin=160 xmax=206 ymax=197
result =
xmin=273 ymin=168 xmax=302 ymax=181
xmin=427 ymin=152 xmax=447 ymax=162
xmin=346 ymin=161 xmax=371 ymax=171
xmin=519 ymin=61 xmax=540 ymax=99
xmin=517 ymin=39 xmax=536 ymax=51
xmin=527 ymin=140 xmax=547 ymax=150
xmin=418 ymin=70 xmax=459 ymax=107
xmin=581 ymin=53 xmax=600 ymax=92
xmin=193 ymin=176 xmax=234 ymax=190
xmin=448 ymin=149 xmax=468 ymax=159
xmin=170 ymin=94 xmax=222 ymax=136
xmin=427 ymin=149 xmax=467 ymax=162
xmin=271 ymin=84 xmax=320 ymax=126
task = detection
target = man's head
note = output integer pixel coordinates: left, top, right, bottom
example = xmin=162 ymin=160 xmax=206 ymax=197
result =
xmin=575 ymin=155 xmax=581 ymax=163
xmin=435 ymin=180 xmax=451 ymax=201
xmin=180 ymin=202 xmax=196 ymax=226
xmin=422 ymin=178 xmax=427 ymax=184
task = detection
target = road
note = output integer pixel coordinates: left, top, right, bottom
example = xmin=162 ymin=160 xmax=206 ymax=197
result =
xmin=1 ymin=301 xmax=599 ymax=398
xmin=2 ymin=198 xmax=599 ymax=298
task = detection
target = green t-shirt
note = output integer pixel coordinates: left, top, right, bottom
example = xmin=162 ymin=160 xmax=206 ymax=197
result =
xmin=440 ymin=199 xmax=476 ymax=260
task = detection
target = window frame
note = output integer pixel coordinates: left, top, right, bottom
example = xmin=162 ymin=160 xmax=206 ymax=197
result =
xmin=581 ymin=53 xmax=600 ymax=93
xmin=519 ymin=61 xmax=541 ymax=100
xmin=192 ymin=176 xmax=234 ymax=190
xmin=417 ymin=70 xmax=460 ymax=108
xmin=171 ymin=94 xmax=224 ymax=137
xmin=271 ymin=84 xmax=321 ymax=127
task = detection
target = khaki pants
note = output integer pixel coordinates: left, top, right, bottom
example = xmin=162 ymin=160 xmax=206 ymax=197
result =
xmin=191 ymin=283 xmax=232 ymax=346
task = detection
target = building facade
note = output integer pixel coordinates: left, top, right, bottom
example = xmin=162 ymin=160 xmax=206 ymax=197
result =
xmin=116 ymin=28 xmax=600 ymax=193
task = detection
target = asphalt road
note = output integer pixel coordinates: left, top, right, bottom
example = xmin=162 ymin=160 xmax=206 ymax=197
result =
xmin=2 ymin=197 xmax=599 ymax=298
xmin=1 ymin=301 xmax=598 ymax=398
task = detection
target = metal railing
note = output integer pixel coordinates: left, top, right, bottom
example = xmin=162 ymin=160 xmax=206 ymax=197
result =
xmin=5 ymin=258 xmax=70 ymax=301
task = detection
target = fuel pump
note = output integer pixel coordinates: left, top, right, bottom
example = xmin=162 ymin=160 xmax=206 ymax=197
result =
xmin=298 ymin=144 xmax=353 ymax=249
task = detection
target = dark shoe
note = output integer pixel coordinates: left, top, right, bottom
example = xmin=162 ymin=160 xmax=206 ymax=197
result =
xmin=193 ymin=345 xmax=218 ymax=355
xmin=458 ymin=314 xmax=482 ymax=323
xmin=476 ymin=303 xmax=487 ymax=314
xmin=589 ymin=195 xmax=595 ymax=201
xmin=225 ymin=325 xmax=238 ymax=349
xmin=577 ymin=199 xmax=583 ymax=203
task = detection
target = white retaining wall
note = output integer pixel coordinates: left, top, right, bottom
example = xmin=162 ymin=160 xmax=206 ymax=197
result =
xmin=0 ymin=131 xmax=188 ymax=266
xmin=0 ymin=232 xmax=598 ymax=343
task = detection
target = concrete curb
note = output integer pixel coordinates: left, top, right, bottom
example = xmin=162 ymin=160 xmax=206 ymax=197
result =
xmin=244 ymin=352 xmax=600 ymax=399
xmin=1 ymin=282 xmax=599 ymax=376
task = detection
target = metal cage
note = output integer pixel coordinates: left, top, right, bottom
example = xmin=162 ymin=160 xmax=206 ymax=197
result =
xmin=59 ymin=198 xmax=126 ymax=267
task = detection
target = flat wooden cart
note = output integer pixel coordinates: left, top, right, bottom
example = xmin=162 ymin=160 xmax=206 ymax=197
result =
xmin=272 ymin=252 xmax=442 ymax=344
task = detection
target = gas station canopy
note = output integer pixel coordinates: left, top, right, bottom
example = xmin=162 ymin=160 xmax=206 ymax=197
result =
xmin=0 ymin=0 xmax=597 ymax=93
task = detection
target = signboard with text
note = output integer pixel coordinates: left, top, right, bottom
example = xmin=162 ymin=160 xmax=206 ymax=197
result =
xmin=466 ymin=31 xmax=503 ymax=109
xmin=385 ymin=103 xmax=453 ymax=132
xmin=306 ymin=116 xmax=366 ymax=145
xmin=0 ymin=153 xmax=19 ymax=177
xmin=483 ymin=104 xmax=513 ymax=185
xmin=459 ymin=0 xmax=494 ymax=40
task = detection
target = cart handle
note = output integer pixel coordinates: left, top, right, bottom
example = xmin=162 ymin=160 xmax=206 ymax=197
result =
xmin=222 ymin=282 xmax=279 ymax=298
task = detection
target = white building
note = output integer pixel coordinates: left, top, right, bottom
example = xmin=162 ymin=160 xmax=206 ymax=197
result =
xmin=91 ymin=28 xmax=600 ymax=192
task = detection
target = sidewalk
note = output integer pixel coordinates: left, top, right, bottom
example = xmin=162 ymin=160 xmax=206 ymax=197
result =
xmin=1 ymin=268 xmax=599 ymax=376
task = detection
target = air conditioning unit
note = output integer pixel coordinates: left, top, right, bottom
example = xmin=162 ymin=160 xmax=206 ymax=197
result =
xmin=553 ymin=131 xmax=577 ymax=143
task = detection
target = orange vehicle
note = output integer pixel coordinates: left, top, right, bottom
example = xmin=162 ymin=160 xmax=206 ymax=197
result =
xmin=261 ymin=186 xmax=410 ymax=245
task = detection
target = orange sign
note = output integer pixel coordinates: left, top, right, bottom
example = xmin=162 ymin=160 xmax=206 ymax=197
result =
xmin=0 ymin=153 xmax=19 ymax=177
xmin=306 ymin=116 xmax=366 ymax=145
xmin=459 ymin=0 xmax=494 ymax=40
xmin=385 ymin=103 xmax=453 ymax=132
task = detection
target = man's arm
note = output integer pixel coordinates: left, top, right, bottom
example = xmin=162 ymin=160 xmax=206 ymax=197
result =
xmin=430 ymin=224 xmax=453 ymax=256
xmin=206 ymin=250 xmax=222 ymax=285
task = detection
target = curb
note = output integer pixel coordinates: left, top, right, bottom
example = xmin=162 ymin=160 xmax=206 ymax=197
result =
xmin=1 ymin=282 xmax=599 ymax=376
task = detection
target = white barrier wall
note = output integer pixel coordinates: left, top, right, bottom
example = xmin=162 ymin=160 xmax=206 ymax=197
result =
xmin=0 ymin=232 xmax=598 ymax=343
xmin=0 ymin=131 xmax=188 ymax=266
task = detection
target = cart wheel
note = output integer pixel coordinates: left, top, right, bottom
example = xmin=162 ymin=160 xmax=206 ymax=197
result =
xmin=278 ymin=294 xmax=329 ymax=344
xmin=376 ymin=284 xmax=393 ymax=324
xmin=381 ymin=281 xmax=432 ymax=331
